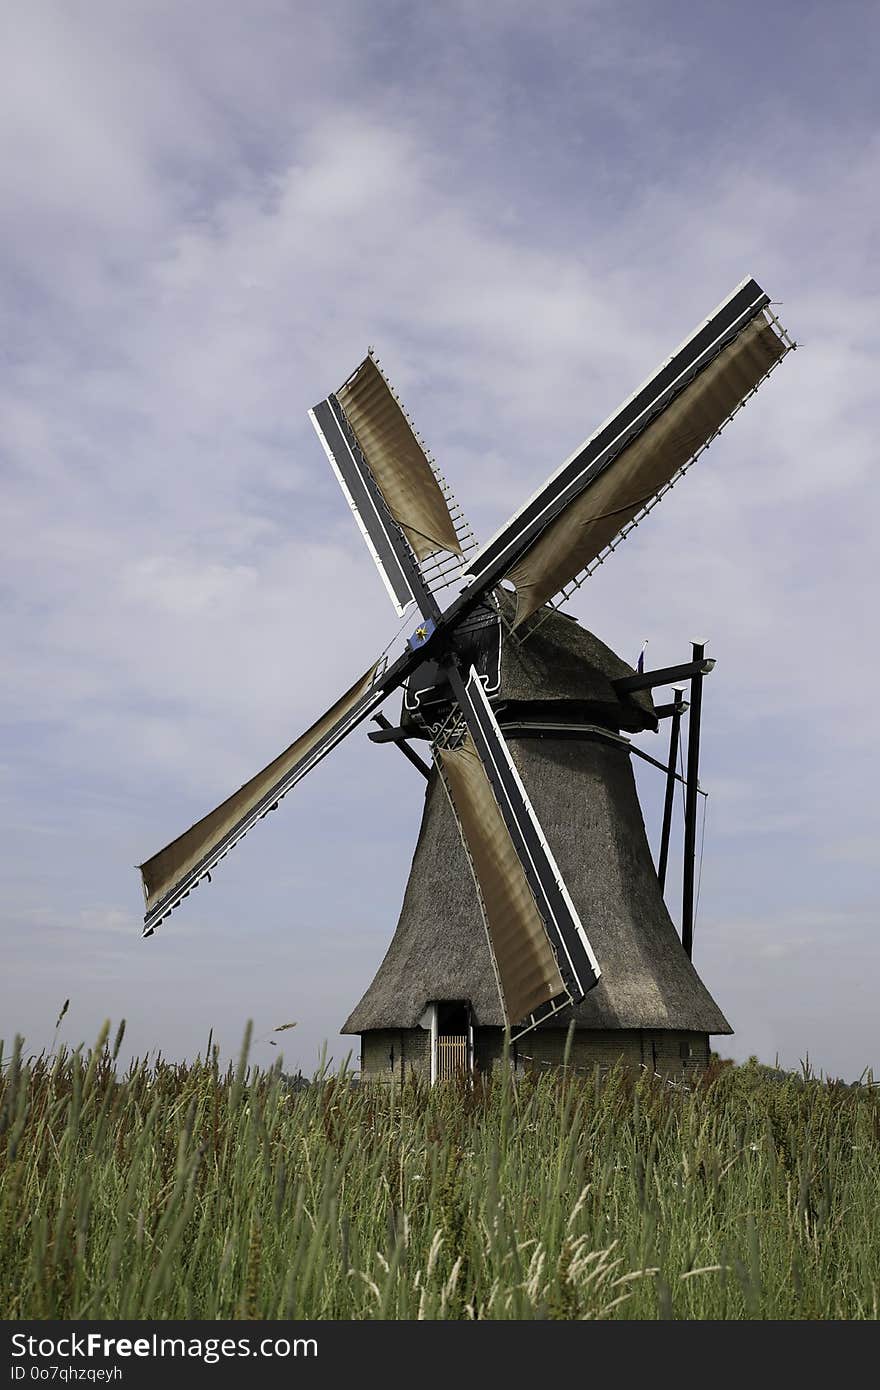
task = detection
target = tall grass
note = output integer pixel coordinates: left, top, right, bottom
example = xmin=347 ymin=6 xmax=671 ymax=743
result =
xmin=1 ymin=1026 xmax=878 ymax=1319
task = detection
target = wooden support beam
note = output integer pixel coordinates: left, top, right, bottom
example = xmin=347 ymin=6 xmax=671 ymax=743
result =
xmin=367 ymin=723 xmax=409 ymax=744
xmin=654 ymin=698 xmax=690 ymax=720
xmin=681 ymin=644 xmax=705 ymax=959
xmin=657 ymin=687 xmax=685 ymax=895
xmin=369 ymin=714 xmax=432 ymax=780
xmin=613 ymin=657 xmax=715 ymax=695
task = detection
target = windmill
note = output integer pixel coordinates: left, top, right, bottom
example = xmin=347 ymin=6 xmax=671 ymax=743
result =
xmin=138 ymin=277 xmax=794 ymax=1080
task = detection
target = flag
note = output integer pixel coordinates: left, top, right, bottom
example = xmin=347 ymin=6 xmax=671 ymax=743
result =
xmin=637 ymin=640 xmax=648 ymax=674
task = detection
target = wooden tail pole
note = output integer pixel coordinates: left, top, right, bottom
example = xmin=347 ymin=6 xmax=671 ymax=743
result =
xmin=657 ymin=685 xmax=686 ymax=894
xmin=681 ymin=641 xmax=705 ymax=959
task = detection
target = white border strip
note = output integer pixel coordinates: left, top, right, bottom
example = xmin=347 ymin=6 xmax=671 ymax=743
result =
xmin=308 ymin=407 xmax=415 ymax=618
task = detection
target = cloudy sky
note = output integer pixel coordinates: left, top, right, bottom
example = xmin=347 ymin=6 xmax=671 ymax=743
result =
xmin=2 ymin=1 xmax=878 ymax=1079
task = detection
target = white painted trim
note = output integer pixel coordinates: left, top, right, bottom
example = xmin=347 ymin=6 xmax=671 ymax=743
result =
xmin=429 ymin=1004 xmax=438 ymax=1086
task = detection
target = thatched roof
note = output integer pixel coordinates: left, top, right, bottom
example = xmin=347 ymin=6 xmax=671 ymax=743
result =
xmin=342 ymin=731 xmax=732 ymax=1036
xmin=400 ymin=591 xmax=657 ymax=734
xmin=494 ymin=592 xmax=658 ymax=732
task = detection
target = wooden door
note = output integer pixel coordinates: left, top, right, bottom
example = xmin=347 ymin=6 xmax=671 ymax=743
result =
xmin=437 ymin=1034 xmax=468 ymax=1080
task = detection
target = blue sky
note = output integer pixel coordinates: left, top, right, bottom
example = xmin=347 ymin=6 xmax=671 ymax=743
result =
xmin=2 ymin=1 xmax=878 ymax=1078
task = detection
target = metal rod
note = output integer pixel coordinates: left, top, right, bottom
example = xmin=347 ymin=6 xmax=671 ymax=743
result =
xmin=370 ymin=714 xmax=431 ymax=780
xmin=681 ymin=643 xmax=705 ymax=959
xmin=657 ymin=687 xmax=685 ymax=894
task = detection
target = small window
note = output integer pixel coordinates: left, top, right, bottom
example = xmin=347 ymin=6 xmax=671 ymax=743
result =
xmin=679 ymin=1040 xmax=692 ymax=1060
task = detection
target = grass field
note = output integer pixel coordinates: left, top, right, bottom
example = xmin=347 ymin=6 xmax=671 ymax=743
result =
xmin=1 ymin=1023 xmax=878 ymax=1319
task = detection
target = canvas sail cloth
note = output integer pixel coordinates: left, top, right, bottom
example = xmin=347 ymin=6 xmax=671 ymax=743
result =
xmin=139 ymin=662 xmax=381 ymax=924
xmin=506 ymin=315 xmax=786 ymax=628
xmin=438 ymin=734 xmax=566 ymax=1025
xmin=337 ymin=356 xmax=463 ymax=561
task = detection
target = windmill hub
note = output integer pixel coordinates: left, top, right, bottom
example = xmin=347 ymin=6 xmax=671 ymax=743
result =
xmin=137 ymin=279 xmax=795 ymax=1082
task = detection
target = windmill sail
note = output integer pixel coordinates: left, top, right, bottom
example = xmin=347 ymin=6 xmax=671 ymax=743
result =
xmin=463 ymin=278 xmax=793 ymax=627
xmin=438 ymin=735 xmax=566 ymax=1026
xmin=310 ymin=354 xmax=464 ymax=616
xmin=437 ymin=666 xmax=600 ymax=1035
xmin=139 ymin=660 xmax=386 ymax=936
xmin=337 ymin=356 xmax=463 ymax=561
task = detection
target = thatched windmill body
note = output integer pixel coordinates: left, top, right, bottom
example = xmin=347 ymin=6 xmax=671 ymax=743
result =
xmin=137 ymin=278 xmax=795 ymax=1082
xmin=346 ymin=597 xmax=731 ymax=1080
